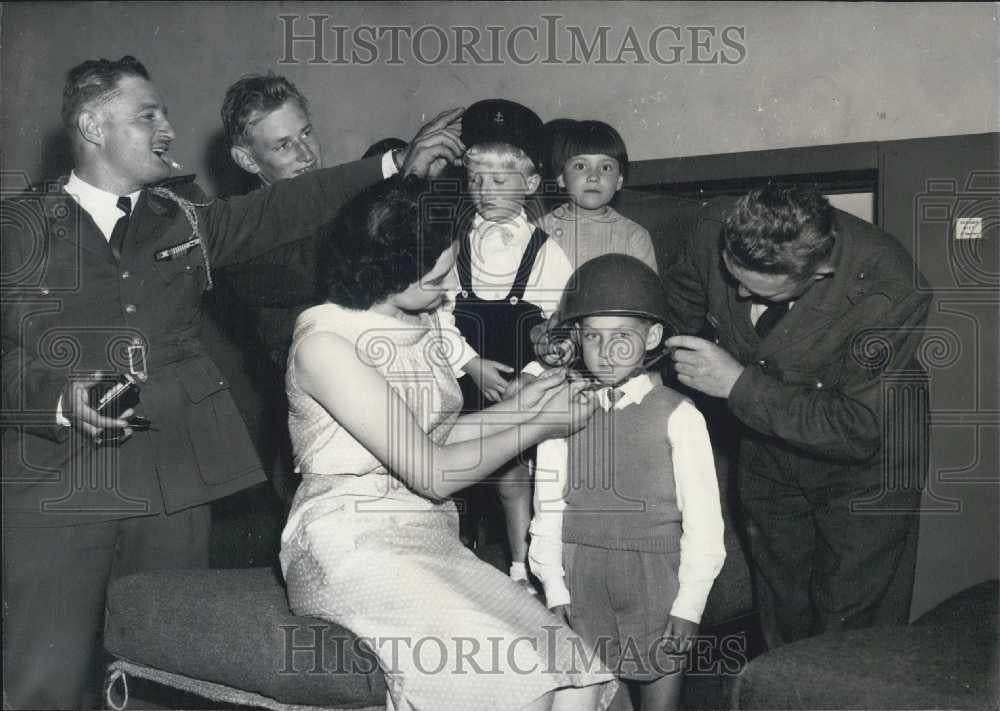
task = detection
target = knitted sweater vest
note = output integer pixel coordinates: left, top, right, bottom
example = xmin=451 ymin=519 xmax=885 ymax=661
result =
xmin=562 ymin=386 xmax=686 ymax=553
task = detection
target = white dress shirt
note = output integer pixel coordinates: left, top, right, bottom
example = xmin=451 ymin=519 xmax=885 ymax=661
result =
xmin=380 ymin=150 xmax=399 ymax=180
xmin=527 ymin=367 xmax=726 ymax=623
xmin=750 ymin=299 xmax=795 ymax=326
xmin=438 ymin=211 xmax=573 ymax=371
xmin=63 ymin=172 xmax=141 ymax=241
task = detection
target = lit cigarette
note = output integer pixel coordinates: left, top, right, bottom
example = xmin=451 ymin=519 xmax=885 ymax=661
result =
xmin=158 ymin=153 xmax=183 ymax=171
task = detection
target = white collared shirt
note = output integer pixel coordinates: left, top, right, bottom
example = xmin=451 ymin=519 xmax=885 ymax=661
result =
xmin=63 ymin=172 xmax=141 ymax=242
xmin=526 ymin=366 xmax=726 ymax=622
xmin=438 ymin=211 xmax=573 ymax=372
xmin=750 ymin=299 xmax=795 ymax=326
xmin=457 ymin=211 xmax=572 ymax=306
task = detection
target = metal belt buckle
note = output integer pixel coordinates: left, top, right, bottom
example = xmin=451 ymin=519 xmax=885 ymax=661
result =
xmin=127 ymin=338 xmax=148 ymax=381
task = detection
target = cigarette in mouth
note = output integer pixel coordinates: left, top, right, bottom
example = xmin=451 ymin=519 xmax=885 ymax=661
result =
xmin=158 ymin=153 xmax=183 ymax=170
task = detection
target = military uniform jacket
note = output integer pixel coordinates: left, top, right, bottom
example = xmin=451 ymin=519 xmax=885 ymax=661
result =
xmin=663 ymin=198 xmax=932 ymax=494
xmin=1 ymin=158 xmax=383 ymax=526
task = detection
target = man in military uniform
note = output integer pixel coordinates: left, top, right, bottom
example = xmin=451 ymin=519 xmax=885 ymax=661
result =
xmin=0 ymin=55 xmax=462 ymax=709
xmin=663 ymin=185 xmax=930 ymax=649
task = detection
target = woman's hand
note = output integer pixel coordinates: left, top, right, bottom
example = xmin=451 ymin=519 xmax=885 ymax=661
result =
xmin=510 ymin=368 xmax=565 ymax=410
xmin=500 ymin=372 xmax=537 ymax=402
xmin=533 ymin=379 xmax=598 ymax=439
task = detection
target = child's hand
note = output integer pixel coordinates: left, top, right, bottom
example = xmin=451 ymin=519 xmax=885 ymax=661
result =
xmin=550 ymin=604 xmax=572 ymax=628
xmin=467 ymin=357 xmax=515 ymax=402
xmin=661 ymin=615 xmax=699 ymax=654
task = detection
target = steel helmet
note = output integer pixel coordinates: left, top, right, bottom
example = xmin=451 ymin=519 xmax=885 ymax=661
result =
xmin=532 ymin=254 xmax=668 ymax=368
xmin=556 ymin=253 xmax=668 ymax=328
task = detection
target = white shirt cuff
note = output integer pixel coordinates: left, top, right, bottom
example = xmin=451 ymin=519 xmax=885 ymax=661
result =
xmin=670 ymin=583 xmax=715 ymax=624
xmin=527 ymin=532 xmax=571 ymax=608
xmin=56 ymin=394 xmax=70 ymax=427
xmin=522 ymin=360 xmax=545 ymax=377
xmin=541 ymin=578 xmax=571 ymax=609
xmin=381 ymin=150 xmax=400 ymax=178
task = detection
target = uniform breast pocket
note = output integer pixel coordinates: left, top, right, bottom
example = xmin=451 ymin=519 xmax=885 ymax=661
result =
xmin=775 ymin=355 xmax=844 ymax=392
xmin=153 ymin=249 xmax=206 ymax=334
xmin=177 ymin=357 xmax=261 ymax=485
xmin=153 ymin=248 xmax=205 ymax=288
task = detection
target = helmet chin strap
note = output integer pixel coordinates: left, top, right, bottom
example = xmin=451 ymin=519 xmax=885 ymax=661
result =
xmin=536 ymin=322 xmax=672 ymax=391
xmin=574 ymin=345 xmax=671 ymax=392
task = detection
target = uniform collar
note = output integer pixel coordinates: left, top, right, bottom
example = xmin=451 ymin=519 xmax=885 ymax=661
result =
xmin=64 ymin=172 xmax=141 ymax=241
xmin=596 ymin=371 xmax=655 ymax=411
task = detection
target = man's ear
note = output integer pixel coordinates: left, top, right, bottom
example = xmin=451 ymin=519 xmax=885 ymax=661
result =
xmin=76 ymin=109 xmax=103 ymax=146
xmin=557 ymin=173 xmax=566 ymax=189
xmin=526 ymin=173 xmax=542 ymax=195
xmin=615 ymin=174 xmax=624 ymax=192
xmin=230 ymin=145 xmax=261 ymax=176
xmin=645 ymin=322 xmax=664 ymax=351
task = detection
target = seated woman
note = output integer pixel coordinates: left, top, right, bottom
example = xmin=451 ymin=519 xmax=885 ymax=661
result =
xmin=279 ymin=176 xmax=617 ymax=711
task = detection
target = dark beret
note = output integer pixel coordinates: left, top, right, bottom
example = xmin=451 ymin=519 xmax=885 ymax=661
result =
xmin=461 ymin=99 xmax=545 ymax=173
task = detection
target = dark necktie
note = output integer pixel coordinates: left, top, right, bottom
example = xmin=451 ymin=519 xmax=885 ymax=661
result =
xmin=607 ymin=388 xmax=625 ymax=406
xmin=109 ymin=196 xmax=132 ymax=261
xmin=754 ymin=301 xmax=789 ymax=339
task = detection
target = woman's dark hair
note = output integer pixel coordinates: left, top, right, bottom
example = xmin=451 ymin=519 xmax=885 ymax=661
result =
xmin=361 ymin=137 xmax=407 ymax=160
xmin=553 ymin=120 xmax=630 ymax=182
xmin=318 ymin=175 xmax=456 ymax=310
xmin=722 ymin=185 xmax=838 ymax=278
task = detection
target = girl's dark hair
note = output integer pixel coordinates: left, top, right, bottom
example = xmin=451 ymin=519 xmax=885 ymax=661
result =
xmin=318 ymin=175 xmax=456 ymax=310
xmin=553 ymin=120 xmax=630 ymax=182
xmin=541 ymin=118 xmax=578 ymax=182
xmin=722 ymin=185 xmax=838 ymax=278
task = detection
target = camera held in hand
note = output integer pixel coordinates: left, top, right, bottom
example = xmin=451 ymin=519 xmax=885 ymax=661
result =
xmin=88 ymin=373 xmax=151 ymax=446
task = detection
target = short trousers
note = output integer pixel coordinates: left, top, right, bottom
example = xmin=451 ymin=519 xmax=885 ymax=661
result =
xmin=563 ymin=542 xmax=684 ymax=681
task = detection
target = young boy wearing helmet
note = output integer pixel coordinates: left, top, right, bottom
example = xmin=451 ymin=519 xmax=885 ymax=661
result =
xmin=527 ymin=254 xmax=726 ymax=710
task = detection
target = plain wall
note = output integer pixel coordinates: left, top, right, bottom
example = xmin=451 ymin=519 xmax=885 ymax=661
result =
xmin=2 ymin=2 xmax=997 ymax=194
